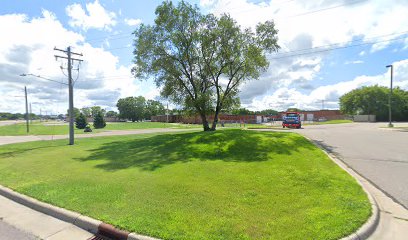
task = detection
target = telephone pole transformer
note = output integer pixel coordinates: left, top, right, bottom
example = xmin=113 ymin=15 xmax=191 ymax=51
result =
xmin=54 ymin=46 xmax=83 ymax=145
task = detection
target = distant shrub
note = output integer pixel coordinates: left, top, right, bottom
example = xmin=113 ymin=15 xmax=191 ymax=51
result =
xmin=75 ymin=113 xmax=87 ymax=129
xmin=93 ymin=111 xmax=106 ymax=129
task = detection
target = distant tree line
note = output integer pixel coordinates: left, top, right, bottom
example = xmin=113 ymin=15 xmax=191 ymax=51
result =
xmin=0 ymin=112 xmax=54 ymax=120
xmin=340 ymin=85 xmax=408 ymax=121
xmin=230 ymin=108 xmax=279 ymax=116
xmin=68 ymin=106 xmax=119 ymax=119
xmin=1 ymin=112 xmax=28 ymax=120
xmin=73 ymin=106 xmax=108 ymax=130
xmin=116 ymin=96 xmax=166 ymax=122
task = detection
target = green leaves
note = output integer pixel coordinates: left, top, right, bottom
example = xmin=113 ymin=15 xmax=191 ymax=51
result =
xmin=116 ymin=96 xmax=146 ymax=122
xmin=75 ymin=113 xmax=88 ymax=129
xmin=116 ymin=96 xmax=166 ymax=121
xmin=132 ymin=1 xmax=280 ymax=130
xmin=340 ymin=85 xmax=408 ymax=121
xmin=256 ymin=20 xmax=280 ymax=52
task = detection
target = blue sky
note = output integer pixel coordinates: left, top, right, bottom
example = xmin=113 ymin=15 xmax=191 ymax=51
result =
xmin=1 ymin=0 xmax=408 ymax=114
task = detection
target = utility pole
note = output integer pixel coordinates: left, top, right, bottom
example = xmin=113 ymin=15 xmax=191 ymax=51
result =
xmin=24 ymin=86 xmax=29 ymax=133
xmin=55 ymin=46 xmax=83 ymax=145
xmin=29 ymin=103 xmax=32 ymax=124
xmin=386 ymin=65 xmax=394 ymax=127
xmin=316 ymin=100 xmax=325 ymax=110
xmin=40 ymin=108 xmax=42 ymax=122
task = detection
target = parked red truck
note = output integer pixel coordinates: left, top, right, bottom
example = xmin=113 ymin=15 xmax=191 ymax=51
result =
xmin=282 ymin=112 xmax=302 ymax=129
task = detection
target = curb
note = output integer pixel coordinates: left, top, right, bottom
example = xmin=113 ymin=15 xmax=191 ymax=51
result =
xmin=305 ymin=138 xmax=380 ymax=240
xmin=0 ymin=185 xmax=159 ymax=240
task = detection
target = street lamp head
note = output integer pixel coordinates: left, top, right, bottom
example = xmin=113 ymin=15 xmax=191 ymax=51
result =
xmin=386 ymin=65 xmax=392 ymax=68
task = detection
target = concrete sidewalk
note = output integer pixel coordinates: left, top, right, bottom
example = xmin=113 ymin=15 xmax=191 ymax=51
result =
xmin=0 ymin=195 xmax=94 ymax=240
xmin=365 ymin=182 xmax=408 ymax=239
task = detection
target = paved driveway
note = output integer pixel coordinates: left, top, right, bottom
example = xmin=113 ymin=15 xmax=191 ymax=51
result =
xmin=294 ymin=123 xmax=408 ymax=209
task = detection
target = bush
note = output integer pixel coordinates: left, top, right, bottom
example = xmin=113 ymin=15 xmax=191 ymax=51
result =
xmin=84 ymin=124 xmax=92 ymax=132
xmin=75 ymin=113 xmax=88 ymax=129
xmin=93 ymin=111 xmax=106 ymax=129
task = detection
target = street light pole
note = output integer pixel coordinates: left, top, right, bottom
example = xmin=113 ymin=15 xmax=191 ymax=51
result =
xmin=386 ymin=64 xmax=393 ymax=127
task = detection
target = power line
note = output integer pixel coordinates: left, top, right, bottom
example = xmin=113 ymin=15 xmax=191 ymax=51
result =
xmin=85 ymin=32 xmax=134 ymax=43
xmin=269 ymin=33 xmax=408 ymax=59
xmin=289 ymin=0 xmax=366 ymax=18
xmin=20 ymin=73 xmax=67 ymax=85
xmin=86 ymin=29 xmax=408 ymax=61
xmin=215 ymin=0 xmax=296 ymax=13
xmin=222 ymin=0 xmax=367 ymax=18
xmin=80 ymin=0 xmax=364 ymax=47
xmin=277 ymin=30 xmax=408 ymax=55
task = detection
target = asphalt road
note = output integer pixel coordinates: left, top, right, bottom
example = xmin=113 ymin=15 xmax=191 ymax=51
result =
xmin=294 ymin=123 xmax=408 ymax=209
xmin=0 ymin=220 xmax=37 ymax=240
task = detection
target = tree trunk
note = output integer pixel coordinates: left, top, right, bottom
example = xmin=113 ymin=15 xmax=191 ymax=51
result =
xmin=199 ymin=112 xmax=211 ymax=131
xmin=210 ymin=106 xmax=220 ymax=131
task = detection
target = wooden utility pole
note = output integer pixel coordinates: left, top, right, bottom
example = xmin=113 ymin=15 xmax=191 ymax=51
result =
xmin=24 ymin=86 xmax=29 ymax=133
xmin=54 ymin=46 xmax=83 ymax=145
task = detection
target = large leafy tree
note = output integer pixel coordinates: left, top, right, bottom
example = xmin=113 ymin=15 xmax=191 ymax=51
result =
xmin=81 ymin=107 xmax=92 ymax=117
xmin=91 ymin=106 xmax=106 ymax=118
xmin=67 ymin=107 xmax=80 ymax=119
xmin=145 ymin=100 xmax=166 ymax=120
xmin=340 ymin=85 xmax=408 ymax=121
xmin=105 ymin=110 xmax=118 ymax=118
xmin=132 ymin=1 xmax=279 ymax=131
xmin=116 ymin=96 xmax=146 ymax=122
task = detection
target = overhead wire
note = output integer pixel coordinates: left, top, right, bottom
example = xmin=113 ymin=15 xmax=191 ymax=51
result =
xmin=277 ymin=30 xmax=408 ymax=55
xmin=270 ymin=34 xmax=408 ymax=59
xmin=81 ymin=0 xmax=367 ymax=52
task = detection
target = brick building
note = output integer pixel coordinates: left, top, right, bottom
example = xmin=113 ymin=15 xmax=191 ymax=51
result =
xmin=152 ymin=110 xmax=345 ymax=124
xmin=279 ymin=110 xmax=344 ymax=121
xmin=152 ymin=114 xmax=260 ymax=124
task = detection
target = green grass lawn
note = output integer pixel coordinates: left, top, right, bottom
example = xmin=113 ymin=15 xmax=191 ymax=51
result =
xmin=0 ymin=121 xmax=201 ymax=136
xmin=0 ymin=130 xmax=370 ymax=239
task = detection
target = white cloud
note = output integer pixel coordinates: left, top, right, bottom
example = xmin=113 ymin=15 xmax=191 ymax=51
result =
xmin=245 ymin=59 xmax=408 ymax=111
xmin=345 ymin=60 xmax=364 ymax=65
xmin=203 ymin=0 xmax=408 ymax=109
xmin=0 ymin=10 xmax=144 ymax=114
xmin=66 ymin=0 xmax=116 ymax=31
xmin=200 ymin=0 xmax=216 ymax=7
xmin=124 ymin=18 xmax=142 ymax=27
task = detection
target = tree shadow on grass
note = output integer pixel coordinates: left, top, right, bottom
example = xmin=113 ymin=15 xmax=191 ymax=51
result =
xmin=0 ymin=143 xmax=65 ymax=158
xmin=75 ymin=130 xmax=315 ymax=171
